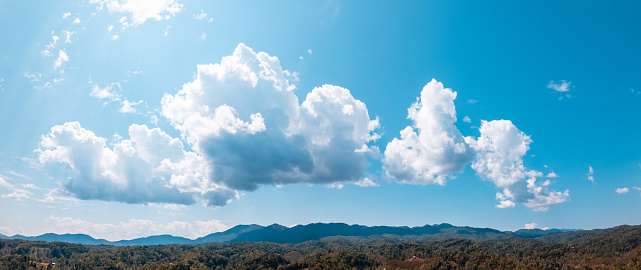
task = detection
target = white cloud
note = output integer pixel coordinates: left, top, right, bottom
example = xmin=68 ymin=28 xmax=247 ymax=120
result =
xmin=37 ymin=122 xmax=237 ymax=207
xmin=546 ymin=171 xmax=558 ymax=178
xmin=547 ymin=80 xmax=571 ymax=92
xmin=299 ymin=56 xmax=304 ymax=60
xmin=524 ymin=222 xmax=537 ymax=229
xmin=90 ymin=82 xmax=146 ymax=114
xmin=354 ymin=176 xmax=379 ymax=187
xmin=463 ymin=116 xmax=471 ymax=123
xmin=466 ymin=120 xmax=569 ymax=211
xmin=44 ymin=216 xmax=228 ymax=241
xmin=111 ymin=34 xmax=120 ymax=40
xmin=467 ymin=99 xmax=478 ymax=104
xmin=207 ymin=18 xmax=213 ymax=23
xmin=161 ymin=43 xmax=380 ymax=192
xmin=22 ymin=184 xmax=41 ymax=190
xmin=6 ymin=170 xmax=31 ymax=180
xmin=307 ymin=49 xmax=312 ymax=55
xmin=199 ymin=32 xmax=206 ymax=40
xmin=108 ymin=25 xmax=114 ymax=32
xmin=587 ymin=166 xmax=595 ymax=182
xmin=42 ymin=35 xmax=59 ymax=56
xmin=0 ymin=175 xmax=32 ymax=201
xmin=73 ymin=18 xmax=81 ymax=24
xmin=326 ymin=183 xmax=344 ymax=189
xmin=90 ymin=0 xmax=183 ymax=27
xmin=150 ymin=114 xmax=159 ymax=125
xmin=62 ymin=30 xmax=75 ymax=43
xmin=616 ymin=187 xmax=629 ymax=194
xmin=119 ymin=99 xmax=142 ymax=113
xmin=90 ymin=82 xmax=120 ymax=100
xmin=62 ymin=12 xmax=71 ymax=19
xmin=383 ymin=79 xmax=474 ymax=185
xmin=496 ymin=199 xmax=515 ymax=208
xmin=54 ymin=50 xmax=69 ymax=70
xmin=193 ymin=9 xmax=207 ymax=20
xmin=39 ymin=188 xmax=81 ymax=204
xmin=164 ymin=25 xmax=172 ymax=36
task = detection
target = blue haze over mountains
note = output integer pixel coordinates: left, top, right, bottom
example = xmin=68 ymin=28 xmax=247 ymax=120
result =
xmin=0 ymin=223 xmax=579 ymax=246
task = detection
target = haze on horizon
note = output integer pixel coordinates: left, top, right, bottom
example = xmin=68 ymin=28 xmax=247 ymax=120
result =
xmin=0 ymin=0 xmax=640 ymax=242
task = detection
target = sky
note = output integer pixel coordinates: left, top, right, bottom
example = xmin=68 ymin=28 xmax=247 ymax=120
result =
xmin=0 ymin=0 xmax=640 ymax=241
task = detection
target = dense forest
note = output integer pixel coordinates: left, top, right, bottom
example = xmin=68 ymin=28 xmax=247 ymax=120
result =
xmin=1 ymin=225 xmax=640 ymax=270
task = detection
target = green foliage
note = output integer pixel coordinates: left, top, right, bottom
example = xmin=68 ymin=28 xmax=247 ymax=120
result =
xmin=1 ymin=225 xmax=641 ymax=269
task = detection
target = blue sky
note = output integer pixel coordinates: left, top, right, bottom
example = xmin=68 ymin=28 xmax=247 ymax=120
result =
xmin=1 ymin=0 xmax=640 ymax=240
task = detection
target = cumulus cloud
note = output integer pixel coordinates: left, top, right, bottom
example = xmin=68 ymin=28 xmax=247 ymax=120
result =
xmin=62 ymin=12 xmax=71 ymax=19
xmin=161 ymin=43 xmax=380 ymax=191
xmin=37 ymin=122 xmax=236 ymax=207
xmin=546 ymin=171 xmax=558 ymax=178
xmin=354 ymin=176 xmax=379 ymax=187
xmin=547 ymin=80 xmax=571 ymax=92
xmin=44 ymin=216 xmax=228 ymax=241
xmin=383 ymin=79 xmax=474 ymax=185
xmin=463 ymin=116 xmax=471 ymax=123
xmin=616 ymin=187 xmax=629 ymax=194
xmin=466 ymin=120 xmax=569 ymax=211
xmin=54 ymin=50 xmax=69 ymax=70
xmin=524 ymin=222 xmax=537 ymax=230
xmin=73 ymin=18 xmax=81 ymax=24
xmin=90 ymin=0 xmax=183 ymax=27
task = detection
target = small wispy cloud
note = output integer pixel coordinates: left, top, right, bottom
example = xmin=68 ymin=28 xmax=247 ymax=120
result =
xmin=547 ymin=80 xmax=572 ymax=92
xmin=193 ymin=10 xmax=207 ymax=20
xmin=62 ymin=12 xmax=71 ymax=20
xmin=587 ymin=166 xmax=595 ymax=183
xmin=615 ymin=187 xmax=629 ymax=194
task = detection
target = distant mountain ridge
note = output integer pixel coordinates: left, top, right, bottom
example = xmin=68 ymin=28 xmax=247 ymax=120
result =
xmin=0 ymin=222 xmax=581 ymax=246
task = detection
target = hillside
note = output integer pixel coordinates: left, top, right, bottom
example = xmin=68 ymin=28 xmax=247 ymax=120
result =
xmin=1 ymin=224 xmax=641 ymax=269
xmin=0 ymin=222 xmax=557 ymax=246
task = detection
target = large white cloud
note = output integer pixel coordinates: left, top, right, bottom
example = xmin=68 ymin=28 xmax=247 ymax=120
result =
xmin=90 ymin=0 xmax=183 ymax=27
xmin=162 ymin=43 xmax=380 ymax=191
xmin=37 ymin=122 xmax=236 ymax=207
xmin=465 ymin=120 xmax=569 ymax=211
xmin=382 ymin=80 xmax=568 ymax=211
xmin=383 ymin=79 xmax=473 ymax=185
xmin=39 ymin=44 xmax=379 ymax=207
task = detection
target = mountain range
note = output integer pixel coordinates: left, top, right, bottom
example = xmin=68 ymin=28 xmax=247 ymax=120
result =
xmin=0 ymin=222 xmax=580 ymax=246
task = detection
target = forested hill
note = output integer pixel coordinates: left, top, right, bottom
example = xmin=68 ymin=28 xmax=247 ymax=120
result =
xmin=0 ymin=222 xmax=580 ymax=246
xmin=1 ymin=224 xmax=641 ymax=269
